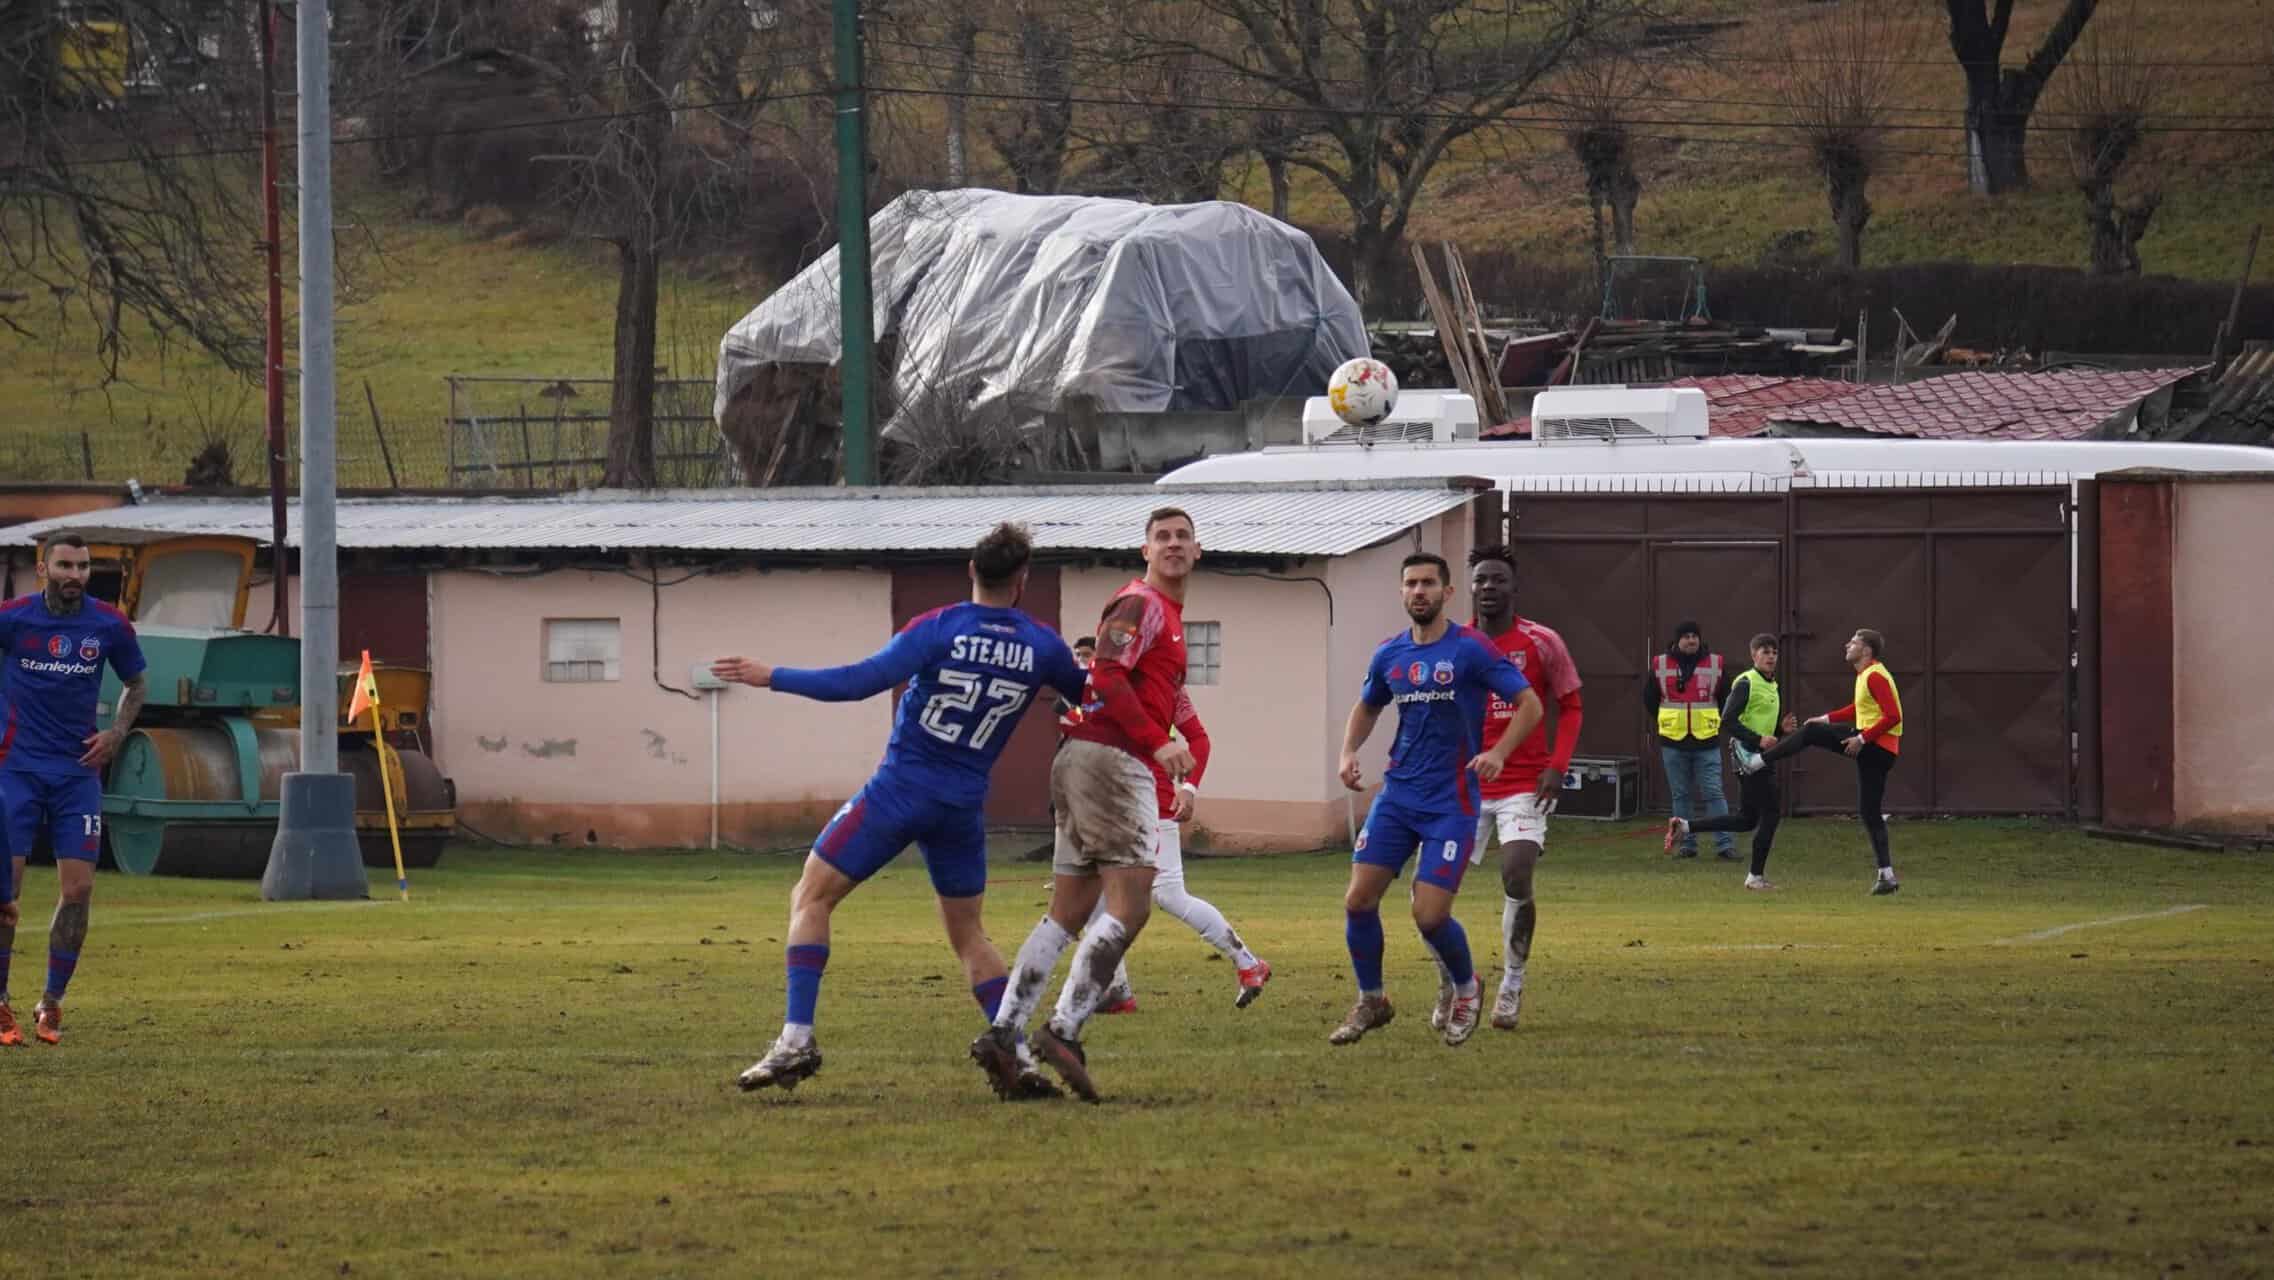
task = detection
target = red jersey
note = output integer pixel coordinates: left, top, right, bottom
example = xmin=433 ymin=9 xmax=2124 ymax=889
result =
xmin=1478 ymin=615 xmax=1583 ymax=798
xmin=1067 ymin=578 xmax=1187 ymax=765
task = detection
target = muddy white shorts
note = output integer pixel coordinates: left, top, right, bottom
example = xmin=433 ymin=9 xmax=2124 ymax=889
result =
xmin=1051 ymin=739 xmax=1160 ymax=876
xmin=1471 ymin=791 xmax=1553 ymax=863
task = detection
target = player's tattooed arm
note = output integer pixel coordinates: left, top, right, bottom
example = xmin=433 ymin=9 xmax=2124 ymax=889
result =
xmin=81 ymin=672 xmax=147 ymax=767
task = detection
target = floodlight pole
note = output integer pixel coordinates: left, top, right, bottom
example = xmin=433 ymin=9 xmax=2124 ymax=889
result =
xmin=832 ymin=0 xmax=876 ymax=485
xmin=264 ymin=0 xmax=368 ymax=901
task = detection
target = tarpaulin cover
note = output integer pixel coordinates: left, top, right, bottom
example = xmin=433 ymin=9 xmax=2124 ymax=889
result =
xmin=713 ymin=189 xmax=1367 ymax=435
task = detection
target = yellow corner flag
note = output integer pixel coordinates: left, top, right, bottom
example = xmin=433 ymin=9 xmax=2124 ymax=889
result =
xmin=350 ymin=651 xmax=411 ymax=901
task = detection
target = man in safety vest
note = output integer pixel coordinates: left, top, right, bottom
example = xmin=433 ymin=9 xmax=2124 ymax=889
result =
xmin=1664 ymin=633 xmax=1799 ymax=889
xmin=1755 ymin=628 xmax=1905 ymax=895
xmin=1643 ymin=621 xmax=1734 ymax=859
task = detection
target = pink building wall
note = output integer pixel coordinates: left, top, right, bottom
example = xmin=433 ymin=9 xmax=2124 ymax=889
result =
xmin=2171 ymin=480 xmax=2274 ymax=832
xmin=428 ymin=566 xmax=893 ymax=846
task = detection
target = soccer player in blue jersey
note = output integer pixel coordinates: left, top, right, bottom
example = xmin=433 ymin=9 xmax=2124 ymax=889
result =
xmin=0 ymin=534 xmax=148 ymax=1047
xmin=1331 ymin=551 xmax=1542 ymax=1048
xmin=709 ymin=523 xmax=1087 ymax=1096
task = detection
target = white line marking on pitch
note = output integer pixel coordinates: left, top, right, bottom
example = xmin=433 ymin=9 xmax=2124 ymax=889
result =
xmin=1991 ymin=904 xmax=2207 ymax=945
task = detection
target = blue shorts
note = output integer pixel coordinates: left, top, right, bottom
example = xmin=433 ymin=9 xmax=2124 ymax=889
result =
xmin=811 ymin=773 xmax=989 ymax=899
xmin=1352 ymin=794 xmax=1476 ymax=893
xmin=2 ymin=769 xmax=106 ymax=887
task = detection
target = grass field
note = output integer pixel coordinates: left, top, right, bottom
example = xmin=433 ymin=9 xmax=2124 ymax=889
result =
xmin=8 ymin=817 xmax=2272 ymax=1277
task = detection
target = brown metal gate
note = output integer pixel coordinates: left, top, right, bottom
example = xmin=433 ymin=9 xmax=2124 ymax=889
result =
xmin=1501 ymin=487 xmax=2076 ymax=816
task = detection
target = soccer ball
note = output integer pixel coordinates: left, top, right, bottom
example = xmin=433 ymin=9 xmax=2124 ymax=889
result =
xmin=1327 ymin=357 xmax=1399 ymax=428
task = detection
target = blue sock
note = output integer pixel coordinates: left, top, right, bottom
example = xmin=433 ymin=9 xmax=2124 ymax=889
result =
xmin=972 ymin=975 xmax=1007 ymax=1021
xmin=1420 ymin=918 xmax=1474 ymax=987
xmin=784 ymin=944 xmax=829 ymax=1028
xmin=1345 ymin=908 xmax=1385 ymax=994
xmin=45 ymin=947 xmax=78 ymax=1003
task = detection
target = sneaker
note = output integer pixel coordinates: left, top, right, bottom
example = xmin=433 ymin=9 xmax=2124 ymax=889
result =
xmin=1662 ymin=816 xmax=1688 ymax=855
xmin=1099 ymin=996 xmax=1139 ymax=1015
xmin=1329 ymin=994 xmax=1396 ymax=1045
xmin=1234 ymin=959 xmax=1272 ymax=1009
xmin=0 ymin=1003 xmax=20 ymax=1048
xmin=1032 ymin=1022 xmax=1098 ymax=1103
xmin=1429 ymin=981 xmax=1456 ymax=1032
xmin=1490 ymin=982 xmax=1523 ymax=1031
xmin=1443 ymin=990 xmax=1482 ymax=1046
xmin=1731 ymin=742 xmax=1765 ymax=775
xmin=969 ymin=1026 xmax=1026 ymax=1100
xmin=736 ymin=1035 xmax=822 ymax=1092
xmin=32 ymin=1001 xmax=59 ymax=1046
xmin=1714 ymin=847 xmax=1742 ymax=861
xmin=1871 ymin=874 xmax=1901 ymax=896
xmin=1744 ymin=875 xmax=1778 ymax=892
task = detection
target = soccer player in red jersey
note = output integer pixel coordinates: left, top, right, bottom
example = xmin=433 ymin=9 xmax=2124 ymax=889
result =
xmin=1441 ymin=545 xmax=1583 ymax=1033
xmin=972 ymin=508 xmax=1199 ymax=1101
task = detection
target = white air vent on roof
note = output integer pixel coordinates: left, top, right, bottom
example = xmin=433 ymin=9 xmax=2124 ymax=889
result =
xmin=1301 ymin=390 xmax=1479 ymax=447
xmin=1531 ymin=386 xmax=1708 ymax=442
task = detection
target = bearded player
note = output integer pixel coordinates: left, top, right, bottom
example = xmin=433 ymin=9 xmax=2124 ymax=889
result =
xmin=1331 ymin=552 xmax=1543 ymax=1047
xmin=1429 ymin=544 xmax=1583 ymax=1033
xmin=712 ymin=522 xmax=1086 ymax=1096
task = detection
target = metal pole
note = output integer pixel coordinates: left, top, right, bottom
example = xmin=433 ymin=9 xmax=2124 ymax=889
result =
xmin=264 ymin=0 xmax=366 ymax=901
xmin=832 ymin=0 xmax=875 ymax=485
xmin=261 ymin=0 xmax=288 ymax=635
xmin=299 ymin=0 xmax=338 ymax=775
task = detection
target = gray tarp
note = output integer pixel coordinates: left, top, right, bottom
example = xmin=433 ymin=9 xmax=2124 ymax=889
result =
xmin=713 ymin=189 xmax=1367 ymax=437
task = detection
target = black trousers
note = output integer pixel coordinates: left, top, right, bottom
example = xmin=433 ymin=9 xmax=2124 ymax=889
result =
xmin=1688 ymin=766 xmax=1781 ymax=875
xmin=1759 ymin=722 xmax=1898 ymax=869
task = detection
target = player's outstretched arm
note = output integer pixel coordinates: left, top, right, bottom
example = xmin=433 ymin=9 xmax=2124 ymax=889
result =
xmin=746 ymin=626 xmax=937 ymax=703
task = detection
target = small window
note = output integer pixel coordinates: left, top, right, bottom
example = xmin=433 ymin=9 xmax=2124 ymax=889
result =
xmin=545 ymin=618 xmax=621 ymax=683
xmin=1185 ymin=620 xmax=1223 ymax=686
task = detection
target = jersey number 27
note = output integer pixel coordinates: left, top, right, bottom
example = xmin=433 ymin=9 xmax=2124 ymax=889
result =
xmin=919 ymin=671 xmax=1031 ymax=750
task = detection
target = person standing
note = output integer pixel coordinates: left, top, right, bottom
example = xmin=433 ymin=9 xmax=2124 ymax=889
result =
xmin=1665 ymin=633 xmax=1798 ymax=890
xmin=1644 ymin=621 xmax=1735 ymax=860
xmin=1754 ymin=628 xmax=1905 ymax=895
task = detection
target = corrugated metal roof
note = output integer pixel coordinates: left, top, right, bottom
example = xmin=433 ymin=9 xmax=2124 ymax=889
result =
xmin=0 ymin=484 xmax=1477 ymax=559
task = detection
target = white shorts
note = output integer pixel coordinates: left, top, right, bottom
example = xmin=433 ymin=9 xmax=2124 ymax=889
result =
xmin=1471 ymin=791 xmax=1553 ymax=863
xmin=1051 ymin=740 xmax=1160 ymax=876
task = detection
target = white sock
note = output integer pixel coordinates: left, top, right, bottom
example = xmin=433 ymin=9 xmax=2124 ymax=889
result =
xmin=779 ymin=1022 xmax=813 ymax=1048
xmin=1879 ymin=866 xmax=1898 ymax=881
xmin=1432 ymin=956 xmax=1454 ymax=989
xmin=1052 ymin=946 xmax=1134 ymax=1021
xmin=1051 ymin=914 xmax=1134 ymax=1037
xmin=1457 ymin=977 xmax=1479 ymax=999
xmin=1231 ymin=944 xmax=1260 ymax=970
xmin=994 ymin=916 xmax=1076 ymax=1032
xmin=1501 ymin=895 xmax=1530 ymax=992
xmin=1156 ymin=882 xmax=1246 ymax=965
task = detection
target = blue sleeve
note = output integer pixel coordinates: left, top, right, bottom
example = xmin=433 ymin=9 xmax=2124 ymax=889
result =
xmin=110 ymin=619 xmax=147 ymax=680
xmin=1471 ymin=636 xmax=1532 ymax=702
xmin=1040 ymin=633 xmax=1087 ymax=704
xmin=1360 ymin=645 xmax=1393 ymax=708
xmin=770 ymin=619 xmax=940 ymax=703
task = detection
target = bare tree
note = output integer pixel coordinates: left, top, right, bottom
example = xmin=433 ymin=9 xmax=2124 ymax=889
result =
xmin=1 ymin=0 xmax=268 ymax=379
xmin=1558 ymin=53 xmax=1652 ymax=274
xmin=980 ymin=1 xmax=1076 ymax=194
xmin=944 ymin=13 xmax=979 ymax=184
xmin=1121 ymin=0 xmax=1649 ymax=308
xmin=2052 ymin=3 xmax=2158 ymax=275
xmin=1778 ymin=2 xmax=1918 ymax=270
xmin=1944 ymin=0 xmax=2100 ymax=195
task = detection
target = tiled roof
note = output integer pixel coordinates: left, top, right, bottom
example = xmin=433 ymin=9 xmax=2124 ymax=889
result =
xmin=1667 ymin=375 xmax=1871 ymax=437
xmin=1767 ymin=368 xmax=2203 ymax=441
xmin=1482 ymin=374 xmax=1868 ymax=439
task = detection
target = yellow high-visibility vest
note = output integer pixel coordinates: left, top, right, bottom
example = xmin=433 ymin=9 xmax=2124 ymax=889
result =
xmin=1652 ymin=652 xmax=1723 ymax=742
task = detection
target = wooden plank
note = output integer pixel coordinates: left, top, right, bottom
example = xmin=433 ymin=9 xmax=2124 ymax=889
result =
xmin=1409 ymin=242 xmax=1479 ymax=406
xmin=1444 ymin=243 xmax=1508 ymax=423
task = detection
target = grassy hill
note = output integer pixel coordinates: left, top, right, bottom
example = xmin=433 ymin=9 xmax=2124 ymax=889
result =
xmin=3 ymin=0 xmax=2269 ymax=487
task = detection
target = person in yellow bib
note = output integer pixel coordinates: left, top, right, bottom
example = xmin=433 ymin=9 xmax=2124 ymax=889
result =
xmin=1664 ymin=633 xmax=1799 ymax=890
xmin=1755 ymin=628 xmax=1904 ymax=895
xmin=1643 ymin=621 xmax=1735 ymax=859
